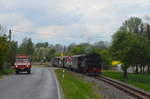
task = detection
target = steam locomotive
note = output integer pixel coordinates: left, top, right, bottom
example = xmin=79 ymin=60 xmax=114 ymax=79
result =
xmin=52 ymin=53 xmax=102 ymax=75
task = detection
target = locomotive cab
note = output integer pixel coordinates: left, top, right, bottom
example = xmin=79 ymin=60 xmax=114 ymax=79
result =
xmin=85 ymin=53 xmax=102 ymax=75
xmin=71 ymin=53 xmax=102 ymax=75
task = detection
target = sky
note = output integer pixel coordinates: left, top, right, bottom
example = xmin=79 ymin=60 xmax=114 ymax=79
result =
xmin=0 ymin=0 xmax=150 ymax=45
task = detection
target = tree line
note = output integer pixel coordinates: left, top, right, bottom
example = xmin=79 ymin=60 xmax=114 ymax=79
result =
xmin=0 ymin=27 xmax=17 ymax=72
xmin=1 ymin=16 xmax=150 ymax=78
xmin=0 ymin=29 xmax=112 ymax=72
xmin=111 ymin=17 xmax=150 ymax=78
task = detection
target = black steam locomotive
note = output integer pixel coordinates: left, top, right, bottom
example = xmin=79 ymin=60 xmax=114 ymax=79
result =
xmin=52 ymin=53 xmax=102 ymax=75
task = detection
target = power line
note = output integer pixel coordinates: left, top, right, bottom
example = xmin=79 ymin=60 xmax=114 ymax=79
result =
xmin=13 ymin=30 xmax=107 ymax=38
xmin=11 ymin=29 xmax=109 ymax=44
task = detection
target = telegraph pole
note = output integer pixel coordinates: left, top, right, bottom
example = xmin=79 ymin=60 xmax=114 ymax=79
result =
xmin=9 ymin=29 xmax=12 ymax=41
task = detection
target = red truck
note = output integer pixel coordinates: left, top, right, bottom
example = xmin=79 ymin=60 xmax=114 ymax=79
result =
xmin=14 ymin=55 xmax=32 ymax=74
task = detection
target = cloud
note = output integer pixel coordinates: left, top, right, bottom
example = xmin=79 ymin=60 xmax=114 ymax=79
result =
xmin=0 ymin=0 xmax=149 ymax=45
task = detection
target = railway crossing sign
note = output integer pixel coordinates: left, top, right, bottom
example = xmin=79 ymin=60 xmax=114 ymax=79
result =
xmin=67 ymin=56 xmax=72 ymax=66
xmin=67 ymin=56 xmax=72 ymax=62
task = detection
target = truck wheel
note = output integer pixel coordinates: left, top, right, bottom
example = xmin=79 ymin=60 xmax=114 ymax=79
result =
xmin=27 ymin=69 xmax=31 ymax=74
xmin=16 ymin=71 xmax=19 ymax=74
xmin=28 ymin=71 xmax=31 ymax=74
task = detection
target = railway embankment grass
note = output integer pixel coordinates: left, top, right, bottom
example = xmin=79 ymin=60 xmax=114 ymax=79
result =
xmin=55 ymin=69 xmax=102 ymax=99
xmin=102 ymin=70 xmax=150 ymax=92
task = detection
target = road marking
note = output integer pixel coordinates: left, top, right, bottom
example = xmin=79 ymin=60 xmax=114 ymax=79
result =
xmin=52 ymin=69 xmax=61 ymax=99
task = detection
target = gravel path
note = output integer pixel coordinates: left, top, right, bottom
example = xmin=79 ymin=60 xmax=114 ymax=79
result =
xmin=73 ymin=72 xmax=136 ymax=99
xmin=84 ymin=76 xmax=136 ymax=99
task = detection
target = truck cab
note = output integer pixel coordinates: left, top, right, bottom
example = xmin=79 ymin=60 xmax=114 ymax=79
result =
xmin=14 ymin=55 xmax=32 ymax=74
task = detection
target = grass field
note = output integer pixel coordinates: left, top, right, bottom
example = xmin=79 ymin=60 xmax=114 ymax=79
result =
xmin=2 ymin=69 xmax=15 ymax=74
xmin=0 ymin=74 xmax=2 ymax=78
xmin=102 ymin=70 xmax=150 ymax=92
xmin=55 ymin=69 xmax=102 ymax=99
xmin=0 ymin=69 xmax=15 ymax=79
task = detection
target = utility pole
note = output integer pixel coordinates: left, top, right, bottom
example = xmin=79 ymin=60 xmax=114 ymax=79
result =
xmin=9 ymin=29 xmax=12 ymax=41
xmin=61 ymin=46 xmax=65 ymax=68
xmin=146 ymin=24 xmax=150 ymax=40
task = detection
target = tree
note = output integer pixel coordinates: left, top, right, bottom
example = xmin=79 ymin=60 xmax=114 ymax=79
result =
xmin=53 ymin=44 xmax=64 ymax=53
xmin=111 ymin=32 xmax=130 ymax=78
xmin=35 ymin=42 xmax=49 ymax=48
xmin=47 ymin=48 xmax=56 ymax=61
xmin=118 ymin=17 xmax=143 ymax=34
xmin=6 ymin=41 xmax=18 ymax=66
xmin=94 ymin=41 xmax=108 ymax=49
xmin=33 ymin=43 xmax=58 ymax=62
xmin=18 ymin=38 xmax=34 ymax=55
xmin=0 ymin=36 xmax=9 ymax=71
xmin=111 ymin=31 xmax=150 ymax=78
xmin=0 ymin=24 xmax=18 ymax=70
xmin=100 ymin=48 xmax=112 ymax=69
xmin=68 ymin=43 xmax=91 ymax=55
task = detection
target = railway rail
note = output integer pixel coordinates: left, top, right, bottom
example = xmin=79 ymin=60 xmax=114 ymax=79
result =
xmin=95 ymin=76 xmax=150 ymax=99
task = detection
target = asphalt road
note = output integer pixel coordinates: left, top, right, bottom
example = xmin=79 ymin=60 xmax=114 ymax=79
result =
xmin=0 ymin=67 xmax=59 ymax=99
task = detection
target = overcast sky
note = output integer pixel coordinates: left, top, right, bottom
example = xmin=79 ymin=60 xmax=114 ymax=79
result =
xmin=0 ymin=0 xmax=149 ymax=45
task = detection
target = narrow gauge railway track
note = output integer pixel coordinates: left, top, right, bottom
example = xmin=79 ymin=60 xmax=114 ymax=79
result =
xmin=95 ymin=76 xmax=150 ymax=99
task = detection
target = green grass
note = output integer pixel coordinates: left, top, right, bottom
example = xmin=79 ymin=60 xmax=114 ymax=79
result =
xmin=2 ymin=69 xmax=15 ymax=74
xmin=102 ymin=70 xmax=150 ymax=92
xmin=55 ymin=69 xmax=102 ymax=99
xmin=0 ymin=69 xmax=15 ymax=79
xmin=0 ymin=74 xmax=2 ymax=79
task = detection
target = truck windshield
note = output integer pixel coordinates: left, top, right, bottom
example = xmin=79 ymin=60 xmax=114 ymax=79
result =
xmin=16 ymin=58 xmax=30 ymax=62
